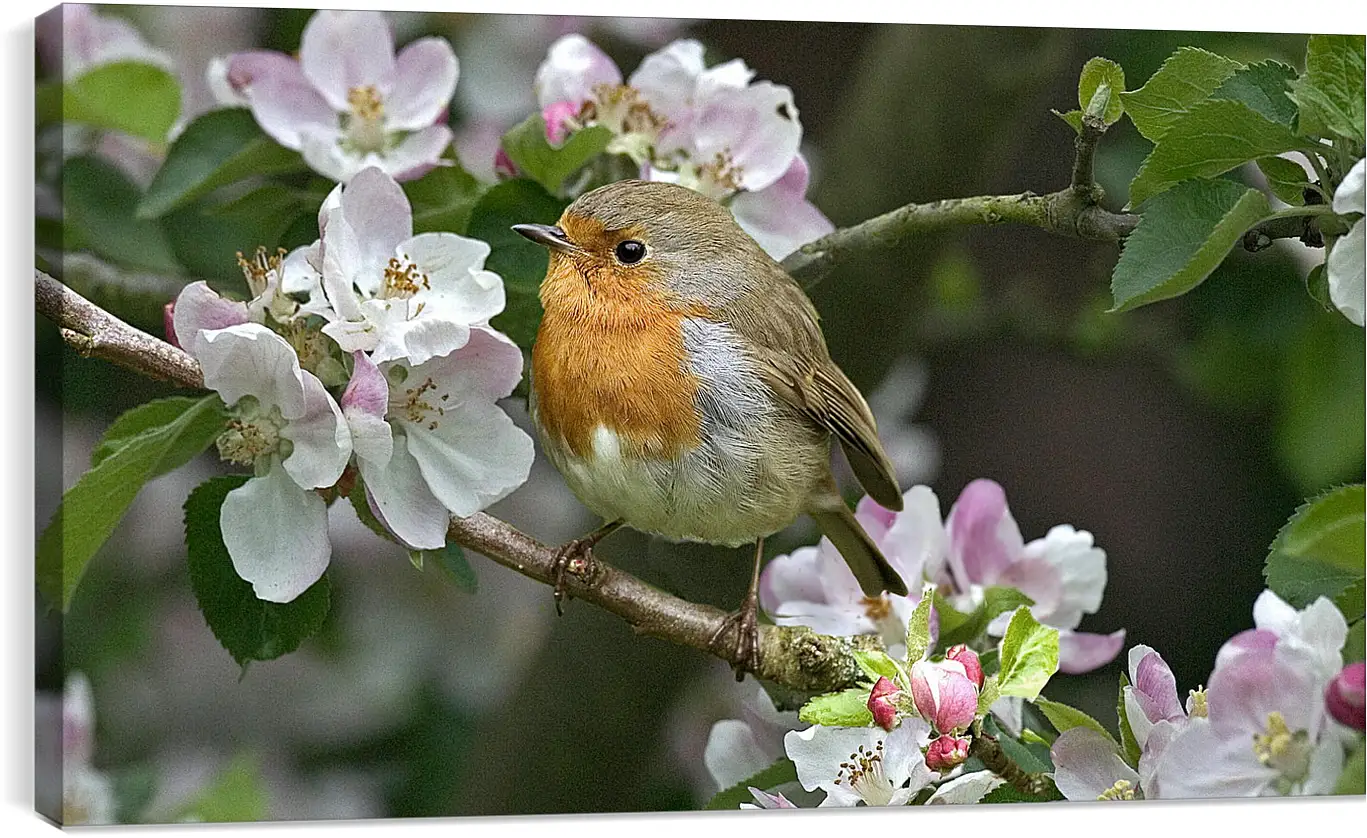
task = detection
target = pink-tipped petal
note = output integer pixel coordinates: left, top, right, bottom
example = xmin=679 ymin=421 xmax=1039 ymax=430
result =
xmin=1057 ymin=629 xmax=1127 ymax=674
xmin=534 ymin=34 xmax=622 ymax=109
xmin=386 ymin=37 xmax=458 ymax=131
xmin=946 ymin=478 xmax=1024 ymax=589
xmin=299 ymin=9 xmax=396 ymax=112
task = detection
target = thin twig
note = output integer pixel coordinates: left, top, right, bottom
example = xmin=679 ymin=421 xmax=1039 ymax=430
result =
xmin=35 ymin=271 xmax=880 ymax=695
xmin=970 ymin=721 xmax=1057 ymax=798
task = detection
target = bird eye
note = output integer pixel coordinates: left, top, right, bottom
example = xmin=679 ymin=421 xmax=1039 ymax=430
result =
xmin=614 ymin=240 xmax=647 ymax=265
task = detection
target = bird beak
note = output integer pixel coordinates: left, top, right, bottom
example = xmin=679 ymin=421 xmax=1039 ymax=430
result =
xmin=512 ymin=223 xmax=578 ymax=253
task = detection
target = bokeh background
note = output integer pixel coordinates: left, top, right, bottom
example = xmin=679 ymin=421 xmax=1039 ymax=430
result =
xmin=34 ymin=6 xmax=1364 ymax=820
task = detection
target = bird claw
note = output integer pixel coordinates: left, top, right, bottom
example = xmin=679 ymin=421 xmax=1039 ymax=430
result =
xmin=709 ymin=598 xmax=762 ymax=681
xmin=551 ymin=538 xmax=599 ymax=616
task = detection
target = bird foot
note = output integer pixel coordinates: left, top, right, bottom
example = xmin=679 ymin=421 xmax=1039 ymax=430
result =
xmin=709 ymin=596 xmax=762 ymax=681
xmin=550 ymin=537 xmax=601 ymax=616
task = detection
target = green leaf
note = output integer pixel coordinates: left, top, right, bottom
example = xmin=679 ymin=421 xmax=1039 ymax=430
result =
xmin=466 ymin=179 xmax=570 ymax=348
xmin=1343 ymin=619 xmax=1364 ymax=664
xmin=1289 ymin=35 xmax=1366 ymax=145
xmin=160 ymin=188 xmax=312 ymax=284
xmin=1305 ymin=264 xmax=1335 ymax=313
xmin=853 ymin=649 xmax=902 ymax=682
xmin=984 ymin=715 xmax=1057 ymax=775
xmin=91 ymin=396 xmax=224 ymax=469
xmin=1335 ymin=740 xmax=1365 ymax=795
xmin=1111 ymin=178 xmax=1271 ymax=312
xmin=184 ymin=475 xmax=331 ymax=666
xmin=62 ymin=155 xmax=182 ymax=274
xmin=995 ymin=607 xmax=1060 ymax=701
xmin=703 ymin=758 xmax=798 ymax=810
xmin=1128 ymin=99 xmax=1310 ymax=207
xmin=1052 ymin=109 xmax=1084 ymax=134
xmin=170 ymin=753 xmax=268 ymax=822
xmin=500 ymin=115 xmax=613 ymax=195
xmin=36 ymin=395 xmax=227 ymax=610
xmin=977 ymin=674 xmax=1001 ymax=715
xmin=1211 ymin=61 xmax=1299 ymax=127
xmin=936 ymin=586 xmax=1035 ymax=648
xmin=432 ymin=542 xmax=478 ymax=593
xmin=1078 ymin=57 xmax=1125 ymax=125
xmin=798 ymin=688 xmax=874 ymax=727
xmin=404 ymin=163 xmax=484 ymax=236
xmin=980 ymin=783 xmax=1059 ymax=804
xmin=1119 ymin=46 xmax=1243 ymax=143
xmin=1117 ymin=672 xmax=1143 ymax=767
xmin=1264 ymin=485 xmax=1365 ymax=617
xmin=1275 ymin=317 xmax=1367 ymax=493
xmin=64 ymin=61 xmax=181 ymax=143
xmin=1256 ymin=156 xmax=1311 ymax=205
xmin=1034 ymin=697 xmax=1120 ymax=752
xmin=138 ymin=109 xmax=305 ymax=218
xmin=904 ymin=591 xmax=934 ymax=663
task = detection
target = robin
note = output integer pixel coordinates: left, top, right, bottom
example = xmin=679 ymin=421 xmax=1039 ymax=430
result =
xmin=513 ymin=179 xmax=909 ymax=675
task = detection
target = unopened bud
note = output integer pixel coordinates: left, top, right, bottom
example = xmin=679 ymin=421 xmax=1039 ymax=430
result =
xmin=867 ymin=676 xmax=901 ymax=731
xmin=1326 ymin=662 xmax=1365 ymax=731
xmin=945 ymin=645 xmax=984 ymax=688
xmin=542 ymin=100 xmax=580 ymax=146
xmin=925 ymin=734 xmax=971 ymax=771
xmin=911 ymin=659 xmax=980 ymax=733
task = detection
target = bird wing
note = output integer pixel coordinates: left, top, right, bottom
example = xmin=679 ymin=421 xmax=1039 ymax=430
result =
xmin=716 ymin=269 xmax=905 ymax=511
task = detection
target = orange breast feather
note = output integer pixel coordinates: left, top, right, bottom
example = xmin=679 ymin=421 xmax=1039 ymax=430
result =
xmin=532 ymin=250 xmax=705 ymax=461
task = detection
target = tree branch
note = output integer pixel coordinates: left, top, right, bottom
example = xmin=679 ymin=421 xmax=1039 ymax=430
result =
xmin=969 ymin=721 xmax=1057 ymax=798
xmin=782 ymin=115 xmax=1137 ymax=285
xmin=36 ymin=269 xmax=203 ymax=389
xmin=35 ymin=270 xmax=879 ymax=695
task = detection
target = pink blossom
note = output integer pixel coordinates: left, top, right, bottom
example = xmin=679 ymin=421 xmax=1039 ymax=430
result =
xmin=945 ymin=645 xmax=983 ymax=688
xmin=208 ymin=10 xmax=457 ymax=182
xmin=910 ymin=659 xmax=979 ymax=733
xmin=867 ymin=676 xmax=901 ymax=732
xmin=924 ymin=735 xmax=971 ymax=772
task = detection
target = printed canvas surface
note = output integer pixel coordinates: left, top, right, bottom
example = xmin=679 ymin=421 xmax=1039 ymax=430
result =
xmin=33 ymin=3 xmax=1366 ymax=824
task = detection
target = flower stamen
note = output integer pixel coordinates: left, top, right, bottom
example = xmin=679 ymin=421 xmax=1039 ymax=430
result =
xmin=1097 ymin=779 xmax=1139 ymax=801
xmin=237 ymin=246 xmax=286 ymax=299
xmin=344 ymin=84 xmax=388 ymax=153
xmin=833 ymin=741 xmax=894 ymax=805
xmin=381 ymin=256 xmax=431 ymax=301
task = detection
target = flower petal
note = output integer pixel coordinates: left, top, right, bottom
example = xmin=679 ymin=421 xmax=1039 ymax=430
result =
xmin=1327 ymin=220 xmax=1364 ymax=326
xmin=926 ymin=770 xmax=1006 ymax=804
xmin=239 ymin=59 xmax=338 ymax=151
xmin=1057 ymin=629 xmax=1126 ymax=674
xmin=280 ymin=371 xmax=351 ymax=489
xmin=704 ymin=719 xmax=779 ymax=792
xmin=1331 ymin=158 xmax=1365 ymax=217
xmin=535 ymin=34 xmax=622 ymax=109
xmin=383 ymin=124 xmax=455 ymax=182
xmin=945 ymin=478 xmax=1025 ymax=590
xmin=1127 ymin=645 xmax=1185 ymax=723
xmin=629 ymin=39 xmax=706 ymax=151
xmin=299 ymin=9 xmax=396 ymax=112
xmin=400 ymin=232 xmax=506 ymax=324
xmin=220 ymin=463 xmax=331 ymax=603
xmin=1148 ymin=716 xmax=1275 ymax=798
xmin=193 ymin=323 xmax=306 ymax=416
xmin=403 ymin=397 xmax=534 ymax=517
xmin=1022 ymin=524 xmax=1107 ymax=628
xmin=419 ymin=326 xmax=526 ymax=400
xmin=730 ymin=155 xmax=834 ymax=260
xmin=172 ymin=281 xmax=249 ymax=347
xmin=691 ymin=81 xmax=802 ymax=192
xmin=784 ymin=725 xmax=878 ymax=793
xmin=360 ymin=432 xmax=450 ymax=550
xmin=1050 ymin=727 xmax=1138 ymax=800
xmin=385 ymin=37 xmax=459 ymax=131
xmin=364 ymin=299 xmax=472 ymax=367
xmin=341 ymin=166 xmax=415 ymax=285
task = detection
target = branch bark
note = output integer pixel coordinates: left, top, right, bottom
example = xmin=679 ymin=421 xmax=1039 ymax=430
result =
xmin=782 ymin=114 xmax=1137 ymax=285
xmin=35 ymin=270 xmax=879 ymax=695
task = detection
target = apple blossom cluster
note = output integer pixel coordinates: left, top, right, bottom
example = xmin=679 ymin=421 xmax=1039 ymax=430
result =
xmin=760 ymin=479 xmax=1126 ymax=672
xmin=1052 ymin=591 xmax=1360 ymax=800
xmin=1327 ymin=158 xmax=1365 ymax=326
xmin=169 ymin=166 xmax=533 ymax=603
xmin=208 ymin=10 xmax=459 ymax=182
xmin=527 ymin=35 xmax=834 ymax=259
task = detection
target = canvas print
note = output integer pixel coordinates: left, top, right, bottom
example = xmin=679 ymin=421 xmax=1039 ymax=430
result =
xmin=33 ymin=3 xmax=1366 ymax=824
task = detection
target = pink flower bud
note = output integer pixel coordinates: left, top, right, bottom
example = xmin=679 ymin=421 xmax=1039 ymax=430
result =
xmin=910 ymin=659 xmax=980 ymax=733
xmin=1326 ymin=662 xmax=1365 ymax=730
xmin=867 ymin=676 xmax=901 ymax=731
xmin=541 ymin=100 xmax=580 ymax=146
xmin=163 ymin=300 xmax=180 ymax=349
xmin=925 ymin=734 xmax=971 ymax=771
xmin=493 ymin=148 xmax=519 ymax=180
xmin=945 ymin=645 xmax=983 ymax=688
